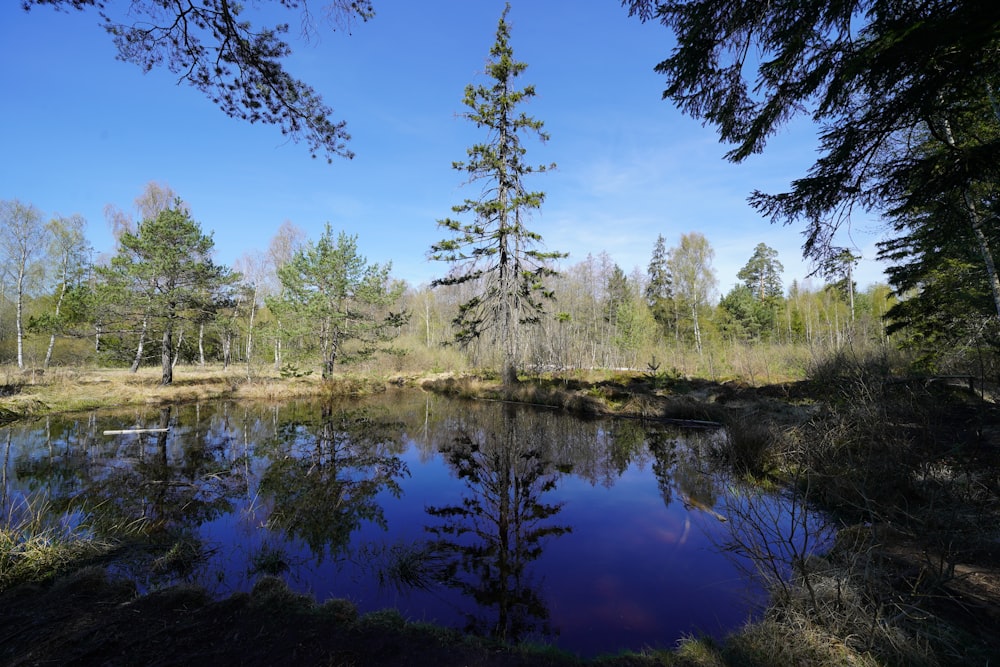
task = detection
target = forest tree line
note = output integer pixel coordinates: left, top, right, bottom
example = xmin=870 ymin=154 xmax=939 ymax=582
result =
xmin=0 ymin=181 xmax=948 ymax=384
xmin=7 ymin=3 xmax=1000 ymax=385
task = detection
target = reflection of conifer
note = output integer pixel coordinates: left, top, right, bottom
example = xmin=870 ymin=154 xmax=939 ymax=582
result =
xmin=648 ymin=432 xmax=679 ymax=508
xmin=425 ymin=405 xmax=570 ymax=643
xmin=260 ymin=405 xmax=408 ymax=558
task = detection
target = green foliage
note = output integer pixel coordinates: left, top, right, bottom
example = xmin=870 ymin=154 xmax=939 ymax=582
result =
xmin=97 ymin=204 xmax=236 ymax=384
xmin=278 ymin=363 xmax=313 ymax=379
xmin=737 ymin=243 xmax=783 ymax=300
xmin=878 ymin=130 xmax=1000 ymax=362
xmin=273 ymin=224 xmax=406 ymax=379
xmin=718 ymin=284 xmax=776 ymax=341
xmin=625 ymin=0 xmax=1000 ymax=356
xmin=430 ymin=4 xmax=565 ymax=385
xmin=645 ymin=233 xmax=674 ymax=331
xmin=667 ymin=232 xmax=717 ymax=352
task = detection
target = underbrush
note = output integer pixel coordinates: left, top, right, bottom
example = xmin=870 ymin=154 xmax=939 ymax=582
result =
xmin=711 ymin=349 xmax=1000 ymax=665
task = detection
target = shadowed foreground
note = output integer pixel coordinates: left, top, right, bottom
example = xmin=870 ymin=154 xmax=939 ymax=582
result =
xmin=0 ymin=568 xmax=665 ymax=667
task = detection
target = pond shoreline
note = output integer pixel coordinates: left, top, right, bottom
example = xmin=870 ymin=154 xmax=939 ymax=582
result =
xmin=2 ymin=365 xmax=999 ymax=665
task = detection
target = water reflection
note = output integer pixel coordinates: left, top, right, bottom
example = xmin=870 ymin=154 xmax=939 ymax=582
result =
xmin=426 ymin=403 xmax=571 ymax=643
xmin=258 ymin=404 xmax=408 ymax=559
xmin=0 ymin=392 xmax=824 ymax=657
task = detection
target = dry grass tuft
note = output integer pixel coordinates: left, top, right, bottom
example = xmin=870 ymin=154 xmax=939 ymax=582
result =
xmin=0 ymin=497 xmax=113 ymax=591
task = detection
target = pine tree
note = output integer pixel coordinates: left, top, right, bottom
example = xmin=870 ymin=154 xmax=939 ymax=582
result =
xmin=99 ymin=205 xmax=235 ymax=384
xmin=430 ymin=3 xmax=565 ymax=386
xmin=736 ymin=243 xmax=784 ymax=301
xmin=645 ymin=234 xmax=674 ymax=331
xmin=275 ymin=225 xmax=405 ymax=379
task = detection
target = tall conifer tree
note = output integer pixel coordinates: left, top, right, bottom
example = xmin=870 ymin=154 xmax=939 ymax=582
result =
xmin=430 ymin=4 xmax=564 ymax=386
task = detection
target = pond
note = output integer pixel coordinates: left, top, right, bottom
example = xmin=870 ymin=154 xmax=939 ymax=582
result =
xmin=0 ymin=391 xmax=832 ymax=657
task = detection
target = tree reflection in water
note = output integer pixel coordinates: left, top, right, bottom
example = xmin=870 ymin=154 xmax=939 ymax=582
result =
xmin=425 ymin=403 xmax=571 ymax=644
xmin=259 ymin=403 xmax=408 ymax=560
xmin=0 ymin=395 xmax=793 ymax=656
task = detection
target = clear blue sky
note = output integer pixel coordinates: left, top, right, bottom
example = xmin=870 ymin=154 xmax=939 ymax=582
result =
xmin=1 ymin=1 xmax=887 ymax=295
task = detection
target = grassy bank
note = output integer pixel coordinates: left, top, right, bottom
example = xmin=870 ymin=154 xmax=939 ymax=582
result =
xmin=1 ymin=360 xmax=999 ymax=665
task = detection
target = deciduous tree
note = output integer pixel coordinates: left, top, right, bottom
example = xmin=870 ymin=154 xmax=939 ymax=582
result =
xmin=40 ymin=214 xmax=91 ymax=368
xmin=0 ymin=199 xmax=47 ymax=369
xmin=667 ymin=232 xmax=717 ymax=353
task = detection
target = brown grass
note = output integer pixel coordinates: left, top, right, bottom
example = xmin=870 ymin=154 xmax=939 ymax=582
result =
xmin=0 ymin=363 xmax=424 ymax=421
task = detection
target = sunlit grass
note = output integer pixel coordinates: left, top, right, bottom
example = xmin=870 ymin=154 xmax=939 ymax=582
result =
xmin=0 ymin=363 xmax=435 ymax=420
xmin=0 ymin=496 xmax=113 ymax=591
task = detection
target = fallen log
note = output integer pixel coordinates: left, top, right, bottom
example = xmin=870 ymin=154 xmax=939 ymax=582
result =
xmin=103 ymin=428 xmax=170 ymax=435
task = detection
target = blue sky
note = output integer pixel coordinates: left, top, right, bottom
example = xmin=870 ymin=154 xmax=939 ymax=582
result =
xmin=1 ymin=1 xmax=888 ymax=295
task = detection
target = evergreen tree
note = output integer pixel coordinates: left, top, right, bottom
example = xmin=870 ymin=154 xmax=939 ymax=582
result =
xmin=645 ymin=234 xmax=674 ymax=331
xmin=430 ymin=4 xmax=565 ymax=386
xmin=625 ymin=0 xmax=1000 ymax=324
xmin=719 ymin=284 xmax=774 ymax=341
xmin=820 ymin=249 xmax=860 ymax=321
xmin=99 ymin=204 xmax=234 ymax=384
xmin=23 ymin=1 xmax=374 ymax=161
xmin=603 ymin=265 xmax=630 ymax=326
xmin=736 ymin=243 xmax=783 ymax=301
xmin=275 ymin=224 xmax=405 ymax=379
xmin=879 ymin=184 xmax=1000 ymax=360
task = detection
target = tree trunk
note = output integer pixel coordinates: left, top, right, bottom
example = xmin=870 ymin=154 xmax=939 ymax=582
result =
xmin=273 ymin=320 xmax=283 ymax=369
xmin=161 ymin=323 xmax=173 ymax=385
xmin=172 ymin=327 xmax=183 ymax=369
xmin=939 ymin=115 xmax=1000 ymax=324
xmin=198 ymin=322 xmax=205 ymax=366
xmin=130 ymin=314 xmax=148 ymax=373
xmin=691 ymin=303 xmax=702 ymax=354
xmin=965 ymin=194 xmax=1000 ymax=323
xmin=246 ymin=286 xmax=258 ymax=362
xmin=15 ymin=267 xmax=25 ymax=370
xmin=44 ymin=278 xmax=68 ymax=370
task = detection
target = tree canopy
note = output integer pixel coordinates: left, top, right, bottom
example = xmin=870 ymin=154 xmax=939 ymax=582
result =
xmin=274 ymin=224 xmax=405 ymax=379
xmin=99 ymin=204 xmax=235 ymax=384
xmin=624 ymin=0 xmax=1000 ymax=341
xmin=430 ymin=3 xmax=564 ymax=385
xmin=23 ymin=0 xmax=375 ymax=162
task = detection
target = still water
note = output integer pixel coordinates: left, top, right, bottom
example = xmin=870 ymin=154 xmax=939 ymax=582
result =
xmin=0 ymin=391 xmax=829 ymax=656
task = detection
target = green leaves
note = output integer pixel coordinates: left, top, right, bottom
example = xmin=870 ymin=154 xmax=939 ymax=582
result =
xmin=275 ymin=224 xmax=406 ymax=378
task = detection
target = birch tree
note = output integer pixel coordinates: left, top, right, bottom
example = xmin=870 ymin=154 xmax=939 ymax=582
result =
xmin=667 ymin=232 xmax=717 ymax=353
xmin=40 ymin=214 xmax=91 ymax=368
xmin=0 ymin=199 xmax=47 ymax=369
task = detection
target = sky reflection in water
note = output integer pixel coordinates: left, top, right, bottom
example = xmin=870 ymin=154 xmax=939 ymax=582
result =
xmin=0 ymin=392 xmax=828 ymax=657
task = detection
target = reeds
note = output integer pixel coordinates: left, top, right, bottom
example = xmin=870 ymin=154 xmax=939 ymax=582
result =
xmin=0 ymin=496 xmax=111 ymax=591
